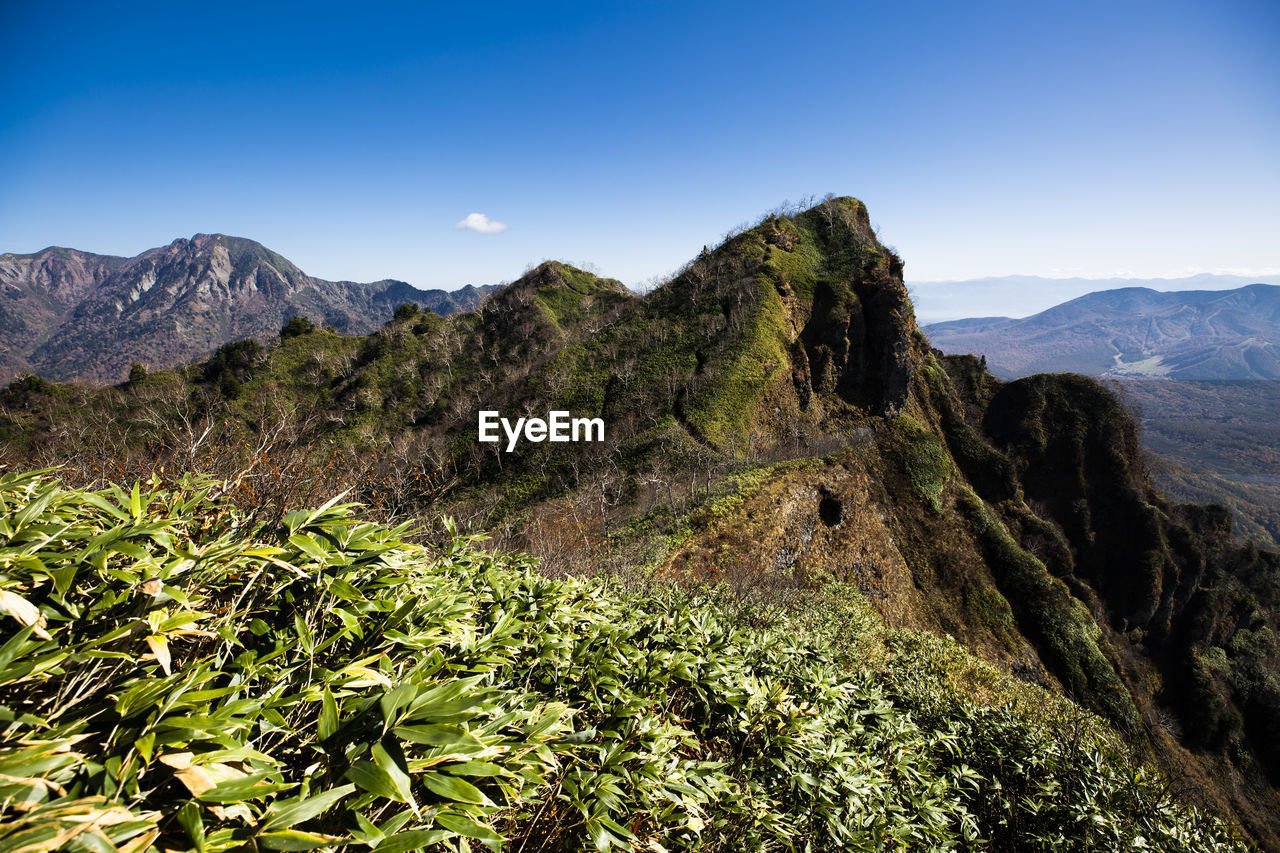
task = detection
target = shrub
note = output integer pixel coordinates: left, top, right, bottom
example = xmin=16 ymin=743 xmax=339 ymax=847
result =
xmin=281 ymin=315 xmax=317 ymax=339
xmin=0 ymin=472 xmax=1247 ymax=852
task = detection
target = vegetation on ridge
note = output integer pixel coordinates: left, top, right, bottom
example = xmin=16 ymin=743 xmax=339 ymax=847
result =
xmin=0 ymin=472 xmax=1248 ymax=852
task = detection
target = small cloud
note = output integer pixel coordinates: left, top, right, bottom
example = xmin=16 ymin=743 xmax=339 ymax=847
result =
xmin=454 ymin=213 xmax=509 ymax=234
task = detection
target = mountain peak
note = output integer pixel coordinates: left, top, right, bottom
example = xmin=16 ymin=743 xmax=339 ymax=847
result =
xmin=0 ymin=235 xmax=496 ymax=384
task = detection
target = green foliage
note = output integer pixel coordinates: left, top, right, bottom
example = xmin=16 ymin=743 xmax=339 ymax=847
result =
xmin=893 ymin=415 xmax=951 ymax=513
xmin=880 ymin=631 xmax=1243 ymax=852
xmin=201 ymin=339 xmax=264 ymax=399
xmin=281 ymin=315 xmax=318 ymax=339
xmin=0 ymin=473 xmax=1246 ymax=852
xmin=2 ymin=373 xmax=54 ymax=403
xmin=393 ymin=303 xmax=422 ymax=323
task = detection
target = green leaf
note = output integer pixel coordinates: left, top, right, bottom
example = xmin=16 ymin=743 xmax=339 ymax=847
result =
xmin=294 ymin=613 xmax=314 ymax=657
xmin=345 ymin=761 xmax=404 ymax=803
xmin=597 ymin=816 xmax=636 ymax=841
xmin=318 ymin=686 xmax=338 ymax=741
xmin=80 ymin=493 xmax=131 ymax=522
xmin=258 ymin=829 xmax=343 ymax=851
xmin=443 ymin=761 xmax=509 ymax=777
xmin=198 ymin=772 xmax=292 ymax=803
xmin=586 ymin=819 xmax=624 ymax=852
xmin=393 ymin=724 xmax=484 ymax=747
xmin=371 ymin=830 xmax=449 ymax=853
xmin=380 ymin=683 xmax=418 ymax=728
xmin=289 ymin=533 xmax=330 ymax=564
xmin=421 ymin=772 xmax=489 ymax=805
xmin=0 ymin=625 xmax=35 ymax=676
xmin=262 ymin=783 xmax=355 ymax=830
xmin=372 ymin=742 xmax=417 ymax=809
xmin=177 ymin=802 xmax=206 ymax=853
xmin=434 ymin=811 xmax=503 ymax=842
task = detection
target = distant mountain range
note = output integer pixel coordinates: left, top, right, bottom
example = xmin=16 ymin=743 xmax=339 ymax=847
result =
xmin=924 ymin=283 xmax=1280 ymax=380
xmin=0 ymin=235 xmax=498 ymax=384
xmin=909 ymin=273 xmax=1279 ymax=325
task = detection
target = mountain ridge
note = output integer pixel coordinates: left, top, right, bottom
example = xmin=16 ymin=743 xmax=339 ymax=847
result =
xmin=4 ymin=197 xmax=1280 ymax=847
xmin=0 ymin=235 xmax=499 ymax=385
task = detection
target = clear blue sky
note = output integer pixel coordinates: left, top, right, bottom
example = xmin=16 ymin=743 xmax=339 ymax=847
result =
xmin=2 ymin=0 xmax=1277 ymax=288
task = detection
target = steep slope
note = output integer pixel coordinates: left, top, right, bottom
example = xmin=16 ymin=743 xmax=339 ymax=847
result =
xmin=925 ymin=283 xmax=1280 ymax=379
xmin=3 ymin=197 xmax=1279 ymax=847
xmin=0 ymin=237 xmax=498 ymax=384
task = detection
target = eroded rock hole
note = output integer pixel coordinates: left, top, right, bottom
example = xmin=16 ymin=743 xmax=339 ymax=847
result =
xmin=819 ymin=495 xmax=843 ymax=527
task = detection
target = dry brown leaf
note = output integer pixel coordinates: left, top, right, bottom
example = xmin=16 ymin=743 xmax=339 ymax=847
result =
xmin=0 ymin=590 xmax=52 ymax=640
xmin=145 ymin=635 xmax=171 ymax=675
xmin=170 ymin=628 xmax=215 ymax=638
xmin=203 ymin=762 xmax=247 ymax=784
xmin=140 ymin=578 xmax=163 ymax=595
xmin=68 ymin=806 xmax=136 ymax=827
xmin=158 ymin=752 xmax=194 ymax=770
xmin=39 ymin=805 xmax=141 ymax=853
xmin=174 ymin=760 xmax=246 ymax=796
xmin=173 ymin=765 xmax=217 ymax=796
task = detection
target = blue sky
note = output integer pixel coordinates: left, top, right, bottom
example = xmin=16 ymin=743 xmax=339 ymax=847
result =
xmin=2 ymin=0 xmax=1277 ymax=291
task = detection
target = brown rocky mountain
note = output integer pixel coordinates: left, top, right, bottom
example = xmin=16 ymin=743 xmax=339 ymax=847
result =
xmin=0 ymin=235 xmax=497 ymax=385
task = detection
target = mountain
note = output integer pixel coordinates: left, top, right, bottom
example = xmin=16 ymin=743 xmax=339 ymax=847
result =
xmin=4 ymin=197 xmax=1280 ymax=848
xmin=910 ymin=272 xmax=1279 ymax=325
xmin=924 ymin=283 xmax=1280 ymax=379
xmin=0 ymin=235 xmax=499 ymax=385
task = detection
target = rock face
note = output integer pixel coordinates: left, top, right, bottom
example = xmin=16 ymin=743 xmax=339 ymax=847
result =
xmin=0 ymin=235 xmax=498 ymax=385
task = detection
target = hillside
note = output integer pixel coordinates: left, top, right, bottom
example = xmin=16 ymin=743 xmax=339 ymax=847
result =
xmin=3 ymin=196 xmax=1280 ymax=848
xmin=924 ymin=283 xmax=1280 ymax=379
xmin=0 ymin=237 xmax=498 ymax=384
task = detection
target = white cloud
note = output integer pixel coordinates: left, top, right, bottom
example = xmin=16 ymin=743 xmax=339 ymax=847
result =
xmin=453 ymin=213 xmax=509 ymax=234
